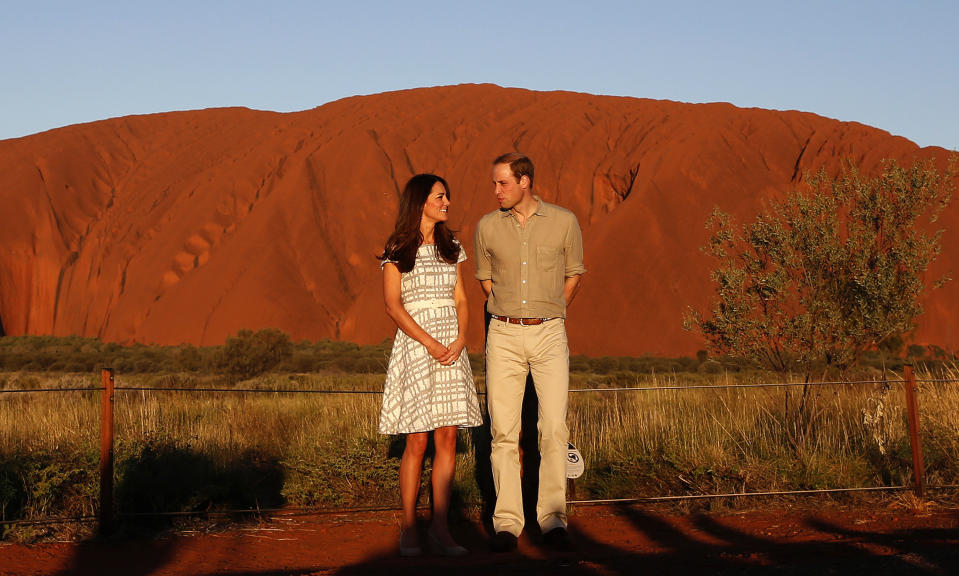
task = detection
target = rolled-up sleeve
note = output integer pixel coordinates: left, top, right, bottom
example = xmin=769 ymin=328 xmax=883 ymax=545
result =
xmin=564 ymin=213 xmax=586 ymax=277
xmin=474 ymin=221 xmax=492 ymax=281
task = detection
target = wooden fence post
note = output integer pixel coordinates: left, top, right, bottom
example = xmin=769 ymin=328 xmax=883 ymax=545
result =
xmin=903 ymin=365 xmax=925 ymax=498
xmin=99 ymin=368 xmax=115 ymax=534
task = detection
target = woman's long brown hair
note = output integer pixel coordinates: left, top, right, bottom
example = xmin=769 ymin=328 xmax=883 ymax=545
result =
xmin=379 ymin=174 xmax=460 ymax=273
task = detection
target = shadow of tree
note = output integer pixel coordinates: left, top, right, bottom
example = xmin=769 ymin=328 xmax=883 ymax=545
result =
xmin=330 ymin=504 xmax=959 ymax=575
xmin=116 ymin=442 xmax=285 ymax=531
xmin=52 ymin=444 xmax=285 ymax=576
xmin=24 ymin=503 xmax=959 ymax=575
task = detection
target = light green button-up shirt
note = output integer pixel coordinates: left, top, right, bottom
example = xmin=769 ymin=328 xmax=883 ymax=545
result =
xmin=474 ymin=197 xmax=586 ymax=319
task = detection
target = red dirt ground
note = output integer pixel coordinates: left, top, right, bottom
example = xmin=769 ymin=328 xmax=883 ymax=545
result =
xmin=2 ymin=502 xmax=958 ymax=575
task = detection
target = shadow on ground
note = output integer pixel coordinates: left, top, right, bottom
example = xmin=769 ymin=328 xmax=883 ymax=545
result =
xmin=51 ymin=445 xmax=285 ymax=576
xmin=329 ymin=506 xmax=959 ymax=576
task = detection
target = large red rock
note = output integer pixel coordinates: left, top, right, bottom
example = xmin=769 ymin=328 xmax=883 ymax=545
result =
xmin=1 ymin=85 xmax=955 ymax=356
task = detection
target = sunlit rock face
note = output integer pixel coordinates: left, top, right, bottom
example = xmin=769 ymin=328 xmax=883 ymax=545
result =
xmin=1 ymin=84 xmax=955 ymax=356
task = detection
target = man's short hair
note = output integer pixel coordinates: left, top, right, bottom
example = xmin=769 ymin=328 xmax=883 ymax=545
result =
xmin=493 ymin=152 xmax=534 ymax=189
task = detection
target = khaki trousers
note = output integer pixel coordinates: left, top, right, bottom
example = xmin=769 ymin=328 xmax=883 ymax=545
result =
xmin=486 ymin=317 xmax=569 ymax=536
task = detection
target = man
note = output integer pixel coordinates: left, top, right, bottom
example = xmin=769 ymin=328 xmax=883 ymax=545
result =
xmin=474 ymin=152 xmax=585 ymax=552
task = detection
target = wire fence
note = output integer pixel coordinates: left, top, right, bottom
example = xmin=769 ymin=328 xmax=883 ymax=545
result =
xmin=1 ymin=366 xmax=956 ymax=531
xmin=8 ymin=375 xmax=959 ymax=395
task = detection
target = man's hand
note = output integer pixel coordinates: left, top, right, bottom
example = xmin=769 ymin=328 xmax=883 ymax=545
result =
xmin=479 ymin=279 xmax=493 ymax=299
xmin=564 ymin=275 xmax=583 ymax=307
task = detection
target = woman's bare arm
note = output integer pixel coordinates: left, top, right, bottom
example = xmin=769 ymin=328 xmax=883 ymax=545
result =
xmin=383 ymin=262 xmax=450 ymax=362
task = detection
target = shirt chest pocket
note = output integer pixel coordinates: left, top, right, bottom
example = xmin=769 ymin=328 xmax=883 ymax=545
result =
xmin=536 ymin=246 xmax=562 ymax=272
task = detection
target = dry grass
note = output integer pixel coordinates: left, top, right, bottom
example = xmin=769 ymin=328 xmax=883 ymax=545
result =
xmin=2 ymin=366 xmax=959 ymax=531
xmin=567 ymin=370 xmax=916 ymax=498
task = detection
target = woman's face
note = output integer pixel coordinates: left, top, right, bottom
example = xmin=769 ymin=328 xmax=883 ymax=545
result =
xmin=420 ymin=181 xmax=450 ymax=227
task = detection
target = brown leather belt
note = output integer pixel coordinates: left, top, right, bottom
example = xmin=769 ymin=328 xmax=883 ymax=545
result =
xmin=490 ymin=314 xmax=556 ymax=326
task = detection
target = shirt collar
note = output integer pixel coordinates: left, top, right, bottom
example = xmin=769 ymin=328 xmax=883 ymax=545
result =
xmin=501 ymin=196 xmax=548 ymax=218
xmin=533 ymin=196 xmax=547 ymax=216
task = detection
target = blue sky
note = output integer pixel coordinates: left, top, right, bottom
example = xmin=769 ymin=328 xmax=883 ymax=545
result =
xmin=2 ymin=0 xmax=957 ymax=149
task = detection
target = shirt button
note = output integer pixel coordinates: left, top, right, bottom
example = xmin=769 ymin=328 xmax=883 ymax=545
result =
xmin=522 ymin=261 xmax=527 ymax=265
xmin=522 ymin=280 xmax=526 ymax=284
xmin=522 ymin=300 xmax=527 ymax=304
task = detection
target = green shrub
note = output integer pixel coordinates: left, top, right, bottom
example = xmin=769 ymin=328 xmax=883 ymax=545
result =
xmin=0 ymin=449 xmax=98 ymax=523
xmin=214 ymin=329 xmax=293 ymax=380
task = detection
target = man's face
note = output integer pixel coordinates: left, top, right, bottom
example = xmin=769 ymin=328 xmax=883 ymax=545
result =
xmin=492 ymin=163 xmax=528 ymax=210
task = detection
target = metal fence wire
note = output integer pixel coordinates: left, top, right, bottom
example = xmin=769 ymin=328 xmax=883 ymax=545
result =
xmin=1 ymin=366 xmax=956 ymax=531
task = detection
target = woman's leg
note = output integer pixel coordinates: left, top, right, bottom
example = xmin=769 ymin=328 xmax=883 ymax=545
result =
xmin=429 ymin=425 xmax=459 ymax=543
xmin=400 ymin=432 xmax=429 ymax=545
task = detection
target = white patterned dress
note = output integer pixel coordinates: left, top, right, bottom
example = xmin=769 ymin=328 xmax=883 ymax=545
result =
xmin=379 ymin=243 xmax=483 ymax=434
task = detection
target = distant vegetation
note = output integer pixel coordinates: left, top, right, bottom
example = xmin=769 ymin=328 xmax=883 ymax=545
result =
xmin=0 ymin=331 xmax=954 ymax=380
xmin=0 ymin=331 xmax=392 ymax=377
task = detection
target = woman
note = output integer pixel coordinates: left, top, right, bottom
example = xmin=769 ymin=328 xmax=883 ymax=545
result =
xmin=379 ymin=173 xmax=483 ymax=557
